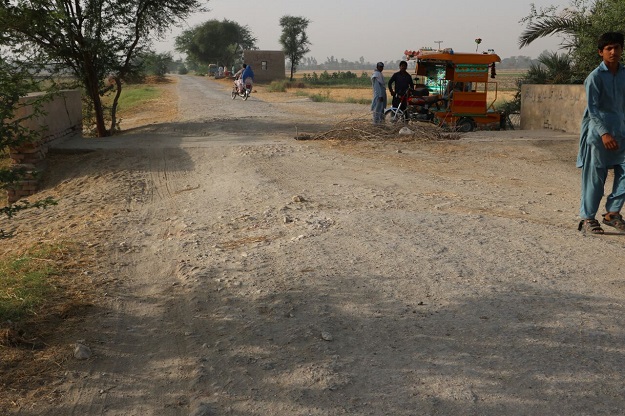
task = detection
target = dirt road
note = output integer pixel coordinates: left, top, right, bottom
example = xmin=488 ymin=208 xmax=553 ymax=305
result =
xmin=9 ymin=75 xmax=625 ymax=415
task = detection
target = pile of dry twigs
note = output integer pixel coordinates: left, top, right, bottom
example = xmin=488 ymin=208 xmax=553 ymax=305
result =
xmin=296 ymin=115 xmax=460 ymax=142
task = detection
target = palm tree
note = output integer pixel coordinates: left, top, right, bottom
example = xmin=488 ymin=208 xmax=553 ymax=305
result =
xmin=518 ymin=7 xmax=590 ymax=50
xmin=518 ymin=0 xmax=625 ymax=76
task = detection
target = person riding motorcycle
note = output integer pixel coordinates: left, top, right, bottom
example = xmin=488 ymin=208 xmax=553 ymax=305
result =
xmin=233 ymin=64 xmax=247 ymax=94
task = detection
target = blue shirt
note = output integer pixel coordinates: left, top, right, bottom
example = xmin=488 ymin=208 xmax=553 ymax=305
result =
xmin=577 ymin=61 xmax=625 ymax=168
xmin=241 ymin=66 xmax=254 ymax=81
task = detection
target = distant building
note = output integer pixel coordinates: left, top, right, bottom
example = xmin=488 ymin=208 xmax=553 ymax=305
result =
xmin=242 ymin=50 xmax=285 ymax=82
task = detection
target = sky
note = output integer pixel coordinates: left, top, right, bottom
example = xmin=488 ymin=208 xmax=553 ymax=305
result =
xmin=153 ymin=0 xmax=574 ymax=63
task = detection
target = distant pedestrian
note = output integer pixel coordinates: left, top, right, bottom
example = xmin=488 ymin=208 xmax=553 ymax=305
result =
xmin=371 ymin=62 xmax=387 ymax=124
xmin=577 ymin=32 xmax=625 ymax=234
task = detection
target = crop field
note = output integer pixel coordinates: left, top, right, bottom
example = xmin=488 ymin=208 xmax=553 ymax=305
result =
xmin=280 ymin=68 xmax=523 ymax=107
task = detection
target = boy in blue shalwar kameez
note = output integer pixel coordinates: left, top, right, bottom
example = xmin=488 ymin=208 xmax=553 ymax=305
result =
xmin=577 ymin=32 xmax=625 ymax=234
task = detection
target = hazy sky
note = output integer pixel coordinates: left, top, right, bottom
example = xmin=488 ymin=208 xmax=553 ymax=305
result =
xmin=154 ymin=0 xmax=574 ymax=62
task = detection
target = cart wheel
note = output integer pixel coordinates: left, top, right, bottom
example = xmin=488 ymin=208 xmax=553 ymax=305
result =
xmin=231 ymin=90 xmax=236 ymax=99
xmin=455 ymin=117 xmax=475 ymax=132
xmin=384 ymin=108 xmax=406 ymax=123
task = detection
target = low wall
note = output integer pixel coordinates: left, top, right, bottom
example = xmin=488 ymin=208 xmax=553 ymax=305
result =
xmin=520 ymin=84 xmax=585 ymax=134
xmin=6 ymin=89 xmax=82 ymax=203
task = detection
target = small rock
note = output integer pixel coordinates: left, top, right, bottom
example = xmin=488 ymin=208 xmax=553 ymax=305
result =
xmin=189 ymin=401 xmax=213 ymax=416
xmin=292 ymin=195 xmax=306 ymax=203
xmin=399 ymin=127 xmax=413 ymax=136
xmin=74 ymin=343 xmax=92 ymax=360
xmin=321 ymin=331 xmax=333 ymax=341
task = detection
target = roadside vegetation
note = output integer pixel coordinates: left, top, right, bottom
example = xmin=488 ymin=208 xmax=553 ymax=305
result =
xmin=102 ymin=83 xmax=163 ymax=114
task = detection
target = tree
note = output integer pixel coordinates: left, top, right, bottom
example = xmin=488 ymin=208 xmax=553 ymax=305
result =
xmin=137 ymin=51 xmax=174 ymax=78
xmin=0 ymin=0 xmax=205 ymax=137
xmin=279 ymin=15 xmax=311 ymax=81
xmin=518 ymin=0 xmax=625 ymax=77
xmin=175 ymin=19 xmax=257 ymax=69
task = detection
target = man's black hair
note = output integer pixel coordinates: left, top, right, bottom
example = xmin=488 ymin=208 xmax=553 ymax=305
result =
xmin=399 ymin=60 xmax=407 ymax=67
xmin=598 ymin=32 xmax=625 ymax=50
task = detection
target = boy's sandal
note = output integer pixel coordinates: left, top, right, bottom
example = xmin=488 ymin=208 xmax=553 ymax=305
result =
xmin=578 ymin=218 xmax=605 ymax=234
xmin=602 ymin=213 xmax=625 ymax=232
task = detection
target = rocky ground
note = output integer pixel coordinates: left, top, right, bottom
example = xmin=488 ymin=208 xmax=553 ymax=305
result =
xmin=3 ymin=75 xmax=625 ymax=416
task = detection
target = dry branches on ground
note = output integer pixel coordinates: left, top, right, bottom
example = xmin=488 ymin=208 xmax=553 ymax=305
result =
xmin=297 ymin=115 xmax=460 ymax=142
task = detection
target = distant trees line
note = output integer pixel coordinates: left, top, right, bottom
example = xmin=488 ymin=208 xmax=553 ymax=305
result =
xmin=293 ymin=55 xmax=540 ymax=71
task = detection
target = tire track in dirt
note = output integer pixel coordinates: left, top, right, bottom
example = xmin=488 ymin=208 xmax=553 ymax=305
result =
xmin=25 ymin=75 xmax=625 ymax=416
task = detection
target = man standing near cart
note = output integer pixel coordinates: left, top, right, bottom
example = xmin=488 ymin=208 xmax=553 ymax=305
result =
xmin=371 ymin=62 xmax=386 ymax=124
xmin=388 ymin=60 xmax=414 ymax=111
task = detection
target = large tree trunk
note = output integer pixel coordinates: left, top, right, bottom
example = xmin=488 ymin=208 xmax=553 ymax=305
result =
xmin=84 ymin=65 xmax=109 ymax=137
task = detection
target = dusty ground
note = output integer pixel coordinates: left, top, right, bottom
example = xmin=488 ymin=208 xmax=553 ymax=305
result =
xmin=3 ymin=75 xmax=625 ymax=415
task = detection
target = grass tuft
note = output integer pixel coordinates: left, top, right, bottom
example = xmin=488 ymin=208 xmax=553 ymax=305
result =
xmin=0 ymin=244 xmax=65 ymax=323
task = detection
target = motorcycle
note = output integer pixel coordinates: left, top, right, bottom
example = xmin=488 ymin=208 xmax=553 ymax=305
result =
xmin=231 ymin=77 xmax=252 ymax=101
xmin=384 ymin=87 xmax=443 ymax=123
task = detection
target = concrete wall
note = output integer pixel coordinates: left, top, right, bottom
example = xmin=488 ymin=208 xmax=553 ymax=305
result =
xmin=13 ymin=89 xmax=82 ymax=140
xmin=520 ymin=84 xmax=585 ymax=134
xmin=242 ymin=50 xmax=285 ymax=82
xmin=6 ymin=89 xmax=82 ymax=203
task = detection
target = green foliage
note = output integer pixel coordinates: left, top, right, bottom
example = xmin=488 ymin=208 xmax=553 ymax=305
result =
xmin=279 ymin=15 xmax=311 ymax=80
xmin=0 ymin=59 xmax=44 ymax=149
xmin=519 ymin=0 xmax=625 ymax=78
xmin=175 ymin=19 xmax=257 ymax=68
xmin=178 ymin=65 xmax=189 ymax=75
xmin=0 ymin=0 xmax=205 ymax=137
xmin=301 ymin=71 xmax=371 ymax=87
xmin=113 ymin=86 xmax=160 ymax=112
xmin=139 ymin=51 xmax=174 ymax=77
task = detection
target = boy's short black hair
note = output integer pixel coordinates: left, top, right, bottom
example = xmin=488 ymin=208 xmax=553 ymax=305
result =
xmin=598 ymin=32 xmax=624 ymax=50
xmin=399 ymin=60 xmax=407 ymax=67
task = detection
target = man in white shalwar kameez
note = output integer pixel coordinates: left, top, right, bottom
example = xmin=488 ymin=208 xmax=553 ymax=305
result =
xmin=371 ymin=62 xmax=387 ymax=124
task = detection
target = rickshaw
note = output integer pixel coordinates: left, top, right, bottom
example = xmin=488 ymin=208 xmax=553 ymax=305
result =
xmin=404 ymin=48 xmax=503 ymax=132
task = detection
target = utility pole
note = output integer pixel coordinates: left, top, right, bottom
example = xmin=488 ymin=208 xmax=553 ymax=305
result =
xmin=434 ymin=41 xmax=443 ymax=50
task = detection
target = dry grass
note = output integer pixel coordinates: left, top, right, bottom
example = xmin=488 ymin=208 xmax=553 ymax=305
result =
xmin=0 ymin=241 xmax=99 ymax=412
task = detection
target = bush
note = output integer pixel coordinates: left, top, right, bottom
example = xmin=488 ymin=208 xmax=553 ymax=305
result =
xmin=178 ymin=65 xmax=188 ymax=75
xmin=268 ymin=80 xmax=287 ymax=92
xmin=301 ymin=70 xmax=370 ymax=87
